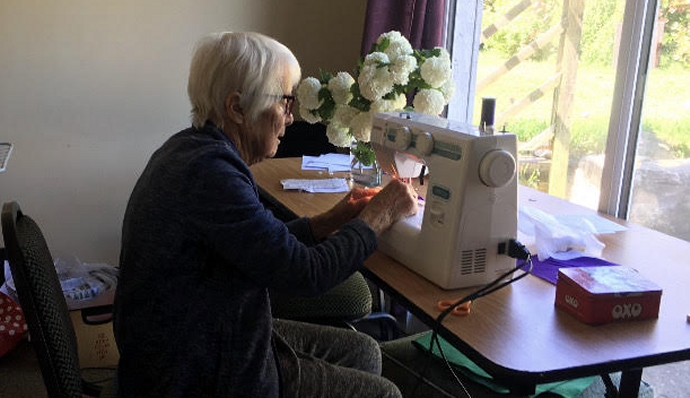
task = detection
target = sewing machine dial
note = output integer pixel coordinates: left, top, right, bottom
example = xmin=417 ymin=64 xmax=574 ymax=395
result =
xmin=415 ymin=132 xmax=434 ymax=156
xmin=478 ymin=149 xmax=516 ymax=188
xmin=389 ymin=125 xmax=412 ymax=151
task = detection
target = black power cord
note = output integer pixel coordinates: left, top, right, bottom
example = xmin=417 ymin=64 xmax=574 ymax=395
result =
xmin=410 ymin=239 xmax=532 ymax=398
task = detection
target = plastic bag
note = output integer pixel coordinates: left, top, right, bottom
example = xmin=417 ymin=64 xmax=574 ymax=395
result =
xmin=54 ymin=256 xmax=118 ymax=302
xmin=519 ymin=206 xmax=605 ymax=261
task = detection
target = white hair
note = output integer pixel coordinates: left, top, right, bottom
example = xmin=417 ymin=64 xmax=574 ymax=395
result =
xmin=187 ymin=31 xmax=301 ymax=129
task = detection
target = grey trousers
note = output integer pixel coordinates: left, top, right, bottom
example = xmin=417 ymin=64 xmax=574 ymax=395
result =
xmin=273 ymin=319 xmax=402 ymax=398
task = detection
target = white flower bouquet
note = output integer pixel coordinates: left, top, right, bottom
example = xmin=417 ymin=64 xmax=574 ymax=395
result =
xmin=296 ymin=31 xmax=454 ymax=166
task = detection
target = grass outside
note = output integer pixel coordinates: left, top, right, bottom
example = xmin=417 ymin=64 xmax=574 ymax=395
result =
xmin=473 ymin=53 xmax=690 ymax=160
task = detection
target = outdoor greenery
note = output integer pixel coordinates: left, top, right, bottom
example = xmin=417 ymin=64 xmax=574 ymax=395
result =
xmin=476 ymin=0 xmax=690 ymax=161
xmin=478 ymin=54 xmax=689 ymax=159
xmin=482 ymin=0 xmax=690 ymax=68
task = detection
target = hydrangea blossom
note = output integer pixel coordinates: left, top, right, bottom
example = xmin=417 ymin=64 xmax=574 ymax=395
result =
xmin=390 ymin=55 xmax=417 ymax=85
xmin=358 ymin=52 xmax=394 ymax=102
xmin=350 ymin=112 xmax=374 ymax=142
xmin=440 ymin=78 xmax=455 ymax=103
xmin=420 ymin=50 xmax=452 ymax=88
xmin=370 ymin=93 xmax=407 ymax=115
xmin=326 ymin=122 xmax=352 ymax=148
xmin=295 ymin=30 xmax=453 ymax=158
xmin=296 ymin=77 xmax=322 ymax=110
xmin=299 ymin=104 xmax=322 ymax=124
xmin=332 ymin=104 xmax=359 ymax=128
xmin=328 ymin=72 xmax=355 ymax=105
xmin=378 ymin=31 xmax=413 ymax=62
xmin=413 ymin=89 xmax=446 ymax=115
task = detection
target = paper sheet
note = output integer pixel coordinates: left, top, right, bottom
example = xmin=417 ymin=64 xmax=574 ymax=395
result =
xmin=281 ymin=178 xmax=349 ymax=193
xmin=301 ymin=154 xmax=351 ymax=173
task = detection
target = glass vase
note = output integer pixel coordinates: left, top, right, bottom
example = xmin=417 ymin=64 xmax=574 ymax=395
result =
xmin=349 ymin=141 xmax=382 ymax=187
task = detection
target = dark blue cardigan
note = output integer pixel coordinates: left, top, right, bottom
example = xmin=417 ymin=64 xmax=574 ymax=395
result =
xmin=113 ymin=123 xmax=377 ymax=397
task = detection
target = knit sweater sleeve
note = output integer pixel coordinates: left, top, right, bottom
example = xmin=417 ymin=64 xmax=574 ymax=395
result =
xmin=186 ymin=152 xmax=377 ymax=296
xmin=285 ymin=217 xmax=317 ymax=246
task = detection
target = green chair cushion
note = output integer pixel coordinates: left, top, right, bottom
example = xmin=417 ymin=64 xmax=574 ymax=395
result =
xmin=270 ymin=271 xmax=372 ymax=323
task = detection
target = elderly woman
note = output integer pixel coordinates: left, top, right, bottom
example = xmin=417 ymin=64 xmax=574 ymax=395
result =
xmin=113 ymin=32 xmax=417 ymax=398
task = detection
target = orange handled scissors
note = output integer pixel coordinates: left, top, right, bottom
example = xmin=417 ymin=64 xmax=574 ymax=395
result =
xmin=436 ymin=299 xmax=472 ymax=316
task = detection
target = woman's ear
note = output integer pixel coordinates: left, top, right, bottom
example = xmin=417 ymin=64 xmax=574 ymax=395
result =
xmin=225 ymin=92 xmax=244 ymax=124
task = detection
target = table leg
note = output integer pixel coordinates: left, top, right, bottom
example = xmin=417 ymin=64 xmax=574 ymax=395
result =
xmin=508 ymin=384 xmax=536 ymax=395
xmin=618 ymin=368 xmax=642 ymax=398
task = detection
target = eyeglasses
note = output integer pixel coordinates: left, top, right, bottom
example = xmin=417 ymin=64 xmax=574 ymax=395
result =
xmin=280 ymin=94 xmax=296 ymax=115
xmin=263 ymin=94 xmax=296 ymax=116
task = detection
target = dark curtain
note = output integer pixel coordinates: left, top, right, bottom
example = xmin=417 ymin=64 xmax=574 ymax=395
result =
xmin=360 ymin=0 xmax=447 ymax=55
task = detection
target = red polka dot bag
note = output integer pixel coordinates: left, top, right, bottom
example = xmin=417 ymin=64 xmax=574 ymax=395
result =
xmin=0 ymin=291 xmax=28 ymax=357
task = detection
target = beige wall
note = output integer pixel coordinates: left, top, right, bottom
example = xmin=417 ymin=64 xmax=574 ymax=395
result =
xmin=0 ymin=0 xmax=367 ymax=265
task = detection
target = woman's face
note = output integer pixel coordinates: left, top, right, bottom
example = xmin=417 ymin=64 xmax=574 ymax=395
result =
xmin=253 ymin=76 xmax=295 ymax=162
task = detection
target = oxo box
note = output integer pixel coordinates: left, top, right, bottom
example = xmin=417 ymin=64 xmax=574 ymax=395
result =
xmin=555 ymin=266 xmax=662 ymax=325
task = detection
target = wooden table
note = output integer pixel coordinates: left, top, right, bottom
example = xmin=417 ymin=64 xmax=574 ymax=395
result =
xmin=252 ymin=157 xmax=690 ymax=396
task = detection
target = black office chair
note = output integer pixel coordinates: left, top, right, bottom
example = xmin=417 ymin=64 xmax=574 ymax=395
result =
xmin=270 ymin=271 xmax=373 ymax=328
xmin=274 ymin=120 xmax=338 ymax=158
xmin=1 ymin=201 xmax=116 ymax=398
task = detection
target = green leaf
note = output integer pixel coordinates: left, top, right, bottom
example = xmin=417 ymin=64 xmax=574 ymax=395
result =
xmin=317 ymin=86 xmax=333 ymax=102
xmin=375 ymin=37 xmax=390 ymax=53
xmin=317 ymin=87 xmax=336 ymax=121
xmin=348 ymin=84 xmax=371 ymax=112
xmin=351 ymin=141 xmax=376 ymax=166
xmin=319 ymin=69 xmax=334 ymax=83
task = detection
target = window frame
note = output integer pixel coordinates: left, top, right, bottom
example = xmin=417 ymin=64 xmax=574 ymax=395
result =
xmin=445 ymin=0 xmax=661 ymax=220
xmin=600 ymin=0 xmax=660 ymax=219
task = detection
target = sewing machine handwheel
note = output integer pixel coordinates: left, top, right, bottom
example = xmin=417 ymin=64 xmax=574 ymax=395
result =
xmin=479 ymin=149 xmax=516 ymax=188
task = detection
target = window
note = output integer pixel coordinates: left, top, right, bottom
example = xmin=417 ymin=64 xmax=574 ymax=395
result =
xmin=447 ymin=0 xmax=690 ymax=242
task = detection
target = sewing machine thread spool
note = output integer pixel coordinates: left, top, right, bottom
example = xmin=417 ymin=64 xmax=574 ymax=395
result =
xmin=480 ymin=97 xmax=496 ymax=134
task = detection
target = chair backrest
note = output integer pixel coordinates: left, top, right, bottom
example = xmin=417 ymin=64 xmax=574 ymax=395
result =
xmin=274 ymin=121 xmax=337 ymax=158
xmin=1 ymin=201 xmax=83 ymax=398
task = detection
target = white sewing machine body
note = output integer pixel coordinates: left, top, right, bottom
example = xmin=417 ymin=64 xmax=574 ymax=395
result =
xmin=370 ymin=112 xmax=518 ymax=289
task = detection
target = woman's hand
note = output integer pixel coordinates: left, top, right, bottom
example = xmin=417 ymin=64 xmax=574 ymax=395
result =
xmin=342 ymin=187 xmax=382 ymax=215
xmin=308 ymin=187 xmax=381 ymax=241
xmin=357 ymin=179 xmax=418 ymax=236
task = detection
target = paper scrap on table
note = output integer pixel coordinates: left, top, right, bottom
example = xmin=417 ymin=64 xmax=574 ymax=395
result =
xmin=301 ymin=154 xmax=351 ymax=173
xmin=281 ymin=178 xmax=349 ymax=193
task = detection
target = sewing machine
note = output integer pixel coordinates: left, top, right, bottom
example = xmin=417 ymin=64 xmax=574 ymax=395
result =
xmin=370 ymin=112 xmax=518 ymax=289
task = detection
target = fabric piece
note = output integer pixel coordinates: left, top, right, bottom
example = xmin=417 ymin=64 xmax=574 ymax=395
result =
xmin=413 ymin=333 xmax=596 ymax=398
xmin=530 ymin=255 xmax=619 ymax=285
xmin=0 ymin=291 xmax=28 ymax=357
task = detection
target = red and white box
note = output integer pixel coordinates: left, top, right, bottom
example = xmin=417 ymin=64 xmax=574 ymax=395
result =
xmin=555 ymin=266 xmax=662 ymax=325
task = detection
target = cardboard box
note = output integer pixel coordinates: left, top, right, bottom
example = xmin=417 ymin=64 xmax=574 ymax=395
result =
xmin=70 ymin=305 xmax=119 ymax=368
xmin=66 ymin=284 xmax=115 ymax=311
xmin=555 ymin=266 xmax=662 ymax=325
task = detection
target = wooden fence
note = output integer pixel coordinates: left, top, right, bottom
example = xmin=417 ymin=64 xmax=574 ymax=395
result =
xmin=477 ymin=0 xmax=585 ymax=198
